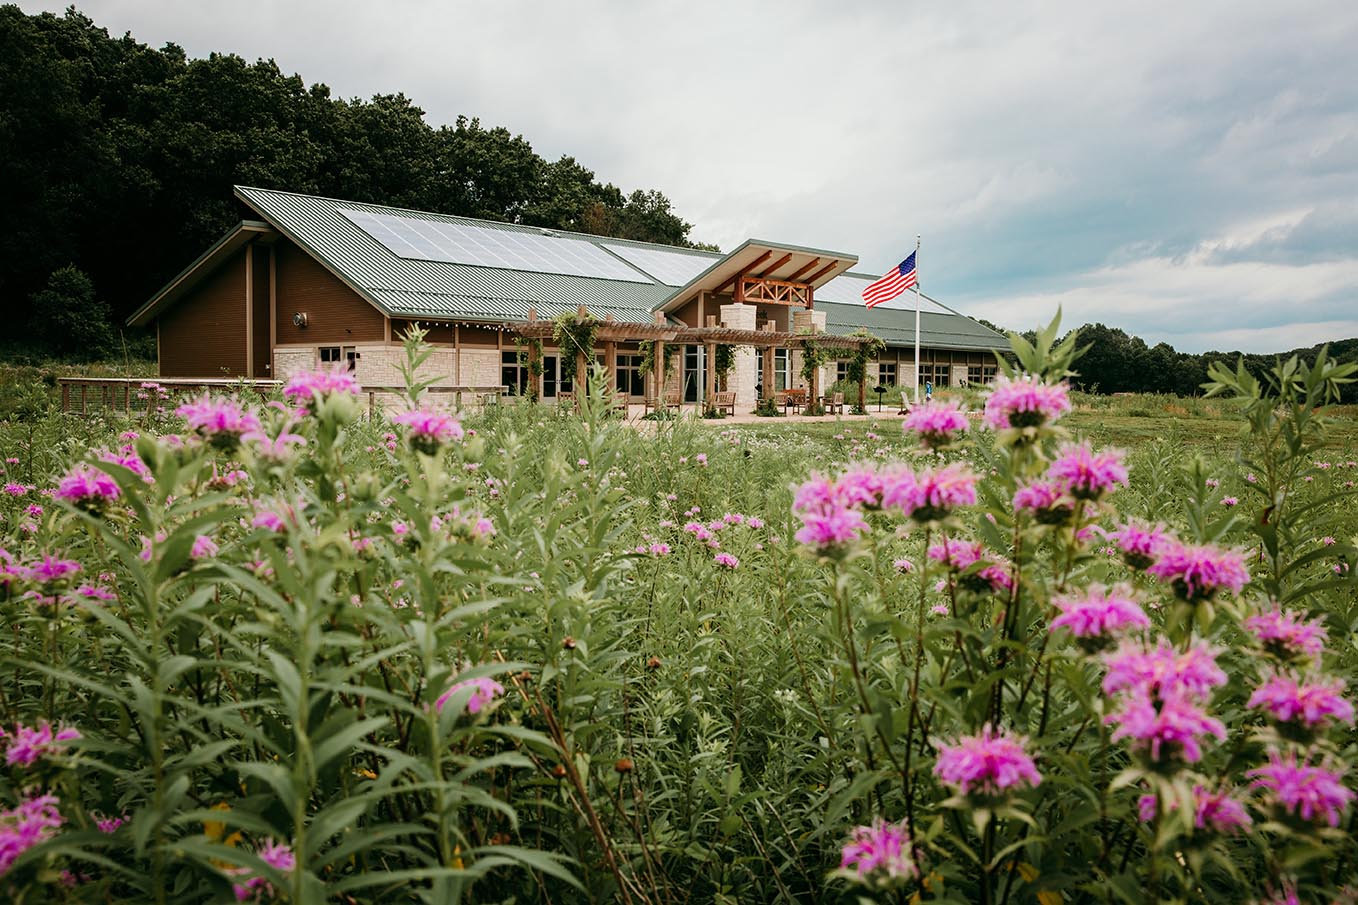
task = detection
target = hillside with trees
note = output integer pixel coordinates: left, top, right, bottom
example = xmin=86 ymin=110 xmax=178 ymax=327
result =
xmin=0 ymin=5 xmax=713 ymax=358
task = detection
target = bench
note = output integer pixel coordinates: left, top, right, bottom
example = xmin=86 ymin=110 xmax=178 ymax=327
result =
xmin=712 ymin=391 xmax=736 ymax=416
xmin=777 ymin=389 xmax=807 ymax=414
xmin=644 ymin=389 xmax=682 ymax=417
xmin=823 ymin=392 xmax=845 ymax=415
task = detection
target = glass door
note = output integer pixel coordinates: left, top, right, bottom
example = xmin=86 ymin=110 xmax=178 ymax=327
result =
xmin=683 ymin=345 xmax=706 ymax=403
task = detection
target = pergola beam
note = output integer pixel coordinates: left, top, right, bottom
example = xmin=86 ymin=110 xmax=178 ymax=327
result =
xmin=716 ymin=251 xmax=773 ymax=295
xmin=752 ymin=253 xmax=792 ymax=280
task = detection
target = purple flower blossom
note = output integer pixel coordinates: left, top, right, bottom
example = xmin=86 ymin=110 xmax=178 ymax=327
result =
xmin=981 ymin=375 xmax=1072 ymax=431
xmin=1106 ymin=520 xmax=1173 ymax=570
xmin=881 ymin=463 xmax=978 ymax=523
xmin=1248 ymin=673 xmax=1354 ymax=730
xmin=1102 ymin=639 xmax=1227 ymax=701
xmin=927 ymin=539 xmax=1013 ymax=593
xmin=0 ymin=794 xmax=63 ymax=877
xmin=934 ymin=725 xmax=1041 ymax=797
xmin=176 ymin=396 xmax=262 ymax=450
xmin=435 ymin=676 xmax=505 ymax=715
xmin=25 ymin=555 xmax=82 ymax=586
xmin=283 ymin=364 xmax=361 ymax=409
xmin=1192 ymin=785 xmax=1253 ymax=833
xmin=190 ymin=535 xmax=219 ymax=560
xmin=1146 ymin=540 xmax=1249 ymax=602
xmin=713 ymin=552 xmax=740 ymax=569
xmin=1012 ymin=480 xmax=1073 ymax=524
xmin=95 ymin=815 xmax=124 ymax=834
xmin=1107 ymin=691 xmax=1226 ymax=764
xmin=1243 ymin=607 xmax=1328 ymax=663
xmin=54 ymin=463 xmax=121 ymax=512
xmin=794 ymin=508 xmax=869 ymax=550
xmin=231 ymin=838 xmax=296 ymax=902
xmin=391 ymin=406 xmax=464 ymax=454
xmin=893 ymin=558 xmax=914 ymax=574
xmin=2 ymin=722 xmax=80 ymax=767
xmin=839 ymin=818 xmax=918 ymax=886
xmin=243 ymin=424 xmax=307 ymax=463
xmin=902 ymin=400 xmax=969 ymax=449
xmin=1047 ymin=443 xmax=1128 ymax=500
xmin=252 ymin=511 xmax=286 ymax=533
xmin=2 ymin=483 xmax=27 ymax=497
xmin=1050 ymin=584 xmax=1149 ymax=648
xmin=1249 ymin=751 xmax=1355 ymax=827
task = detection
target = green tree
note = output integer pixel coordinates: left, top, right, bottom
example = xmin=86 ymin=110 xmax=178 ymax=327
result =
xmin=28 ymin=264 xmax=115 ymax=359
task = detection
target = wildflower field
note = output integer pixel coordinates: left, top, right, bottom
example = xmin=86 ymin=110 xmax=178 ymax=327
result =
xmin=1 ymin=322 xmax=1357 ymax=904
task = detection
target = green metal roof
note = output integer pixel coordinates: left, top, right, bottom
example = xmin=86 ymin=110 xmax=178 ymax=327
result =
xmin=132 ymin=187 xmax=1004 ymax=351
xmin=819 ymin=292 xmax=1008 ymax=352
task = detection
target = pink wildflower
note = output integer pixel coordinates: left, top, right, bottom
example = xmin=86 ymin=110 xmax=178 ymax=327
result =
xmin=1193 ymin=785 xmax=1253 ymax=833
xmin=893 ymin=558 xmax=914 ymax=574
xmin=1146 ymin=540 xmax=1249 ymax=602
xmin=435 ymin=676 xmax=505 ymax=715
xmin=1047 ymin=443 xmax=1128 ymax=500
xmin=391 ymin=406 xmax=463 ymax=454
xmin=25 ymin=555 xmax=82 ymax=586
xmin=190 ymin=535 xmax=219 ymax=560
xmin=252 ymin=511 xmax=286 ymax=533
xmin=55 ymin=463 xmax=120 ymax=512
xmin=795 ymin=508 xmax=869 ymax=550
xmin=1248 ymin=751 xmax=1354 ymax=827
xmin=881 ymin=463 xmax=978 ymax=522
xmin=231 ymin=838 xmax=296 ymax=902
xmin=1244 ymin=607 xmax=1328 ymax=663
xmin=0 ymin=794 xmax=63 ymax=876
xmin=927 ymin=539 xmax=1012 ymax=594
xmin=1248 ymin=673 xmax=1354 ymax=730
xmin=713 ymin=552 xmax=739 ymax=569
xmin=648 ymin=543 xmax=671 ymax=556
xmin=834 ymin=468 xmax=885 ymax=509
xmin=2 ymin=483 xmax=27 ymax=497
xmin=242 ymin=425 xmax=306 ymax=463
xmin=1220 ymin=496 xmax=1239 ymax=507
xmin=902 ymin=400 xmax=969 ymax=449
xmin=934 ymin=725 xmax=1041 ymax=797
xmin=98 ymin=447 xmax=151 ymax=480
xmin=95 ymin=815 xmax=124 ymax=834
xmin=176 ymin=396 xmax=262 ymax=451
xmin=1050 ymin=584 xmax=1149 ymax=649
xmin=1012 ymin=480 xmax=1074 ymax=524
xmin=283 ymin=364 xmax=360 ymax=409
xmin=1102 ymin=639 xmax=1227 ymax=701
xmin=1106 ymin=520 xmax=1172 ymax=570
xmin=839 ymin=818 xmax=918 ymax=886
xmin=3 ymin=722 xmax=81 ymax=767
xmin=1107 ymin=691 xmax=1226 ymax=764
xmin=982 ymin=375 xmax=1071 ymax=431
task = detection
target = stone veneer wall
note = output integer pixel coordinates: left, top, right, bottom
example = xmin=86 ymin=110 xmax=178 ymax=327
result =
xmin=719 ymin=303 xmax=759 ymax=410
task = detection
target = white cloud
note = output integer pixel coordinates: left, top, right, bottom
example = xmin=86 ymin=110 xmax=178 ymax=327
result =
xmin=21 ymin=0 xmax=1358 ymax=352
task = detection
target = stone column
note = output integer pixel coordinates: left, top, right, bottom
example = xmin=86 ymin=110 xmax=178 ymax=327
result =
xmin=720 ymin=302 xmax=759 ymax=410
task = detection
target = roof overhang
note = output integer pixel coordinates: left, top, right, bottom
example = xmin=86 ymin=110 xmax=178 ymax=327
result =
xmin=654 ymin=239 xmax=857 ymax=314
xmin=126 ymin=221 xmax=277 ymax=327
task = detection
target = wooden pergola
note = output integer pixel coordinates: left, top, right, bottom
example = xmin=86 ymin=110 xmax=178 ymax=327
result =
xmin=511 ymin=307 xmax=871 ymax=412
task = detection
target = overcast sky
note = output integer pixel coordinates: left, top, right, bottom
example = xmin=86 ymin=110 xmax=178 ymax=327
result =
xmin=22 ymin=0 xmax=1358 ymax=352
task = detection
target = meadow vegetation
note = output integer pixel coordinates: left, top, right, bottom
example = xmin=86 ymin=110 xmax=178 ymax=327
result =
xmin=0 ymin=321 xmax=1356 ymax=903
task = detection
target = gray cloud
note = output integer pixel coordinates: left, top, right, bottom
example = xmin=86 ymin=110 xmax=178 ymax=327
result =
xmin=22 ymin=0 xmax=1358 ymax=352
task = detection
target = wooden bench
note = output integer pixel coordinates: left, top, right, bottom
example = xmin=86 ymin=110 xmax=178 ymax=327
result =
xmin=712 ymin=391 xmax=736 ymax=416
xmin=777 ymin=388 xmax=807 ymax=414
xmin=644 ymin=389 xmax=682 ymax=417
xmin=823 ymin=392 xmax=845 ymax=415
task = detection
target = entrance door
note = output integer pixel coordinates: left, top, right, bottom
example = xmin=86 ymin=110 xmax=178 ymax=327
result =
xmin=683 ymin=345 xmax=706 ymax=403
xmin=542 ymin=355 xmax=575 ymax=398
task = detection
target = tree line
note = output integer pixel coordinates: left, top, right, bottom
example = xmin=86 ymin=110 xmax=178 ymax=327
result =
xmin=978 ymin=320 xmax=1358 ymax=404
xmin=0 ymin=5 xmax=713 ymax=359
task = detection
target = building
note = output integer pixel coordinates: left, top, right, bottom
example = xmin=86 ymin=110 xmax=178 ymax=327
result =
xmin=127 ymin=187 xmax=1004 ymax=409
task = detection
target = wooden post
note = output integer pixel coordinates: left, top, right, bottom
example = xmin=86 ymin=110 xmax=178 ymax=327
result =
xmin=809 ymin=349 xmax=820 ymax=414
xmin=762 ymin=347 xmax=775 ymax=402
xmin=61 ymin=382 xmax=69 ymax=412
xmin=654 ymin=340 xmax=665 ymax=397
xmin=604 ymin=340 xmax=617 ymax=404
xmin=528 ymin=340 xmax=542 ymax=401
xmin=704 ymin=342 xmax=716 ymax=411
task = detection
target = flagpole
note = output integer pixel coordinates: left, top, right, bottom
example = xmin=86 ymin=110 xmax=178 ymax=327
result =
xmin=912 ymin=235 xmax=921 ymax=406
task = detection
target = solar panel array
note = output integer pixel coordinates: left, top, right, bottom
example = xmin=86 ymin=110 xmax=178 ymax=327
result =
xmin=816 ymin=274 xmax=953 ymax=314
xmin=341 ymin=208 xmax=651 ymax=283
xmin=602 ymin=243 xmax=718 ymax=287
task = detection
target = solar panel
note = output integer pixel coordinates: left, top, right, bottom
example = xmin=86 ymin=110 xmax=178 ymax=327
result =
xmin=816 ymin=274 xmax=953 ymax=314
xmin=340 ymin=209 xmax=652 ymax=283
xmin=602 ymin=243 xmax=718 ymax=287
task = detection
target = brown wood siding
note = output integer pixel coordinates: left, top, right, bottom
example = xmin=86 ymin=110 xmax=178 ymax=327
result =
xmin=673 ymin=298 xmax=699 ymax=327
xmin=393 ymin=319 xmax=454 ymax=343
xmin=274 ymin=241 xmax=385 ymax=345
xmin=458 ymin=326 xmax=500 ymax=349
xmin=158 ymin=250 xmax=248 ymax=378
xmin=251 ymin=244 xmax=271 ymax=377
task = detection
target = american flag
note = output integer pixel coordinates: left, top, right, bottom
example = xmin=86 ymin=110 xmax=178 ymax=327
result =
xmin=862 ymin=251 xmax=918 ymax=308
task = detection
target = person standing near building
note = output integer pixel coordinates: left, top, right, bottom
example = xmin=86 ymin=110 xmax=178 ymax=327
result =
xmin=924 ymin=379 xmax=933 ymax=401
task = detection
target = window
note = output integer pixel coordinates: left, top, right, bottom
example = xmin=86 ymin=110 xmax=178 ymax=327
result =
xmin=836 ymin=361 xmax=850 ymax=384
xmin=319 ymin=346 xmax=357 ymax=371
xmin=775 ymin=349 xmax=790 ymax=391
xmin=501 ymin=350 xmax=528 ymax=396
xmin=966 ymin=364 xmax=997 ymax=386
xmin=919 ymin=363 xmax=949 ymax=387
xmin=878 ymin=362 xmax=897 ymax=386
xmin=615 ymin=354 xmax=645 ymax=397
